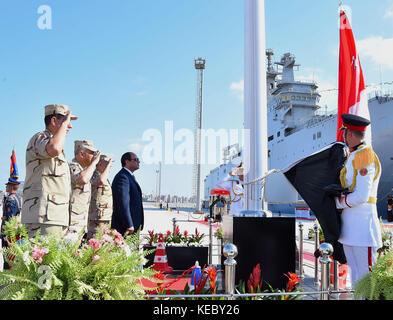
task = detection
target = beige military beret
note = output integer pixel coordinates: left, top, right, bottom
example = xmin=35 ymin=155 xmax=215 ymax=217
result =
xmin=100 ymin=154 xmax=114 ymax=162
xmin=74 ymin=140 xmax=98 ymax=153
xmin=44 ymin=104 xmax=78 ymax=120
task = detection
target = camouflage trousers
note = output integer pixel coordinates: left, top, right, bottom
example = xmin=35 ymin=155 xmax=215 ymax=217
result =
xmin=25 ymin=223 xmax=67 ymax=240
xmin=87 ymin=220 xmax=111 ymax=240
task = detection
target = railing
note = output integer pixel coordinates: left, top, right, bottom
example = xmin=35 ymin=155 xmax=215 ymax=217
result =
xmin=146 ymin=240 xmax=355 ymax=300
xmin=141 ymin=205 xmax=355 ymax=300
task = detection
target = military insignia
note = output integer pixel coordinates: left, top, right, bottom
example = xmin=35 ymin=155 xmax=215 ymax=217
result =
xmin=360 ymin=168 xmax=368 ymax=176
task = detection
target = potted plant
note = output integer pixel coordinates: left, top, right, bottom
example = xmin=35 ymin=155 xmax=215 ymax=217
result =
xmin=166 ymin=228 xmax=208 ymax=270
xmin=236 ymin=263 xmax=304 ymax=300
xmin=143 ymin=228 xmax=208 ymax=271
xmin=0 ymin=224 xmax=159 ymax=300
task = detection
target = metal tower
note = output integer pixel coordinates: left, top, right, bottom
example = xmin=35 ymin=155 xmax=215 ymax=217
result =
xmin=192 ymin=57 xmax=206 ymax=211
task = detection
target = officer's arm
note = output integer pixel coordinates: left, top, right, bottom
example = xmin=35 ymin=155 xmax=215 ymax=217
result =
xmin=46 ymin=112 xmax=71 ymax=157
xmin=215 ymin=176 xmax=232 ymax=192
xmin=98 ymin=161 xmax=111 ymax=185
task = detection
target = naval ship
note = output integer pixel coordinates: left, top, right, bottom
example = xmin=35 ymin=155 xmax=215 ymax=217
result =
xmin=204 ymin=50 xmax=393 ymax=217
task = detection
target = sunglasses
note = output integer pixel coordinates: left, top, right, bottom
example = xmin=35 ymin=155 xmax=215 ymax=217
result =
xmin=130 ymin=158 xmax=140 ymax=162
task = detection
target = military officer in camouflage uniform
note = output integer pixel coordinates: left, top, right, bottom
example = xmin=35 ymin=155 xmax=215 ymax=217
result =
xmin=22 ymin=104 xmax=77 ymax=239
xmin=68 ymin=140 xmax=100 ymax=235
xmin=87 ymin=154 xmax=113 ymax=240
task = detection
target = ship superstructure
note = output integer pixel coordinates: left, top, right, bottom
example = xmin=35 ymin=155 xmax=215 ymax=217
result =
xmin=204 ymin=51 xmax=393 ymax=217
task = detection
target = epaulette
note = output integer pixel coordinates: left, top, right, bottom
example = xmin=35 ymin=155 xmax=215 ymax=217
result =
xmin=353 ymin=146 xmax=375 ymax=170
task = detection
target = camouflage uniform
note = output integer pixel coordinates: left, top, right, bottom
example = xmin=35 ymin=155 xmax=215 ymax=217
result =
xmin=69 ymin=140 xmax=98 ymax=232
xmin=22 ymin=129 xmax=71 ymax=238
xmin=21 ymin=104 xmax=77 ymax=239
xmin=87 ymin=169 xmax=113 ymax=239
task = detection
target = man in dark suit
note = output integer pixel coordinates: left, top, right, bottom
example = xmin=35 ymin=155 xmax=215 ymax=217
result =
xmin=111 ymin=152 xmax=144 ymax=236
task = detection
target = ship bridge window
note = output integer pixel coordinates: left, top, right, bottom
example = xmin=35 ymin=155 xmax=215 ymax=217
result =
xmin=268 ymin=135 xmax=274 ymax=142
xmin=284 ymin=127 xmax=294 ymax=137
xmin=277 ymin=131 xmax=280 ymax=137
xmin=317 ymin=131 xmax=322 ymax=138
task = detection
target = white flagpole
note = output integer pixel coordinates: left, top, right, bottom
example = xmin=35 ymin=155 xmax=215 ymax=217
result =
xmin=243 ymin=0 xmax=269 ymax=215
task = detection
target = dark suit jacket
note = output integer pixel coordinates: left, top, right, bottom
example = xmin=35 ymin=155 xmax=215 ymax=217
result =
xmin=111 ymin=168 xmax=144 ymax=235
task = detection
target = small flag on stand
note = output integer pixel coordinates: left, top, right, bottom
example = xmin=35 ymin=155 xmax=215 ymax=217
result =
xmin=8 ymin=149 xmax=20 ymax=185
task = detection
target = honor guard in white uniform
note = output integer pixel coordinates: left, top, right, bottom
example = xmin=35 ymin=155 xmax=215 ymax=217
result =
xmin=335 ymin=113 xmax=382 ymax=287
xmin=215 ymin=163 xmax=244 ymax=217
xmin=22 ymin=104 xmax=77 ymax=239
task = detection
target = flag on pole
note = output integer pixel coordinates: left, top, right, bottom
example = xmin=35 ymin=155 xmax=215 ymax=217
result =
xmin=282 ymin=7 xmax=370 ymax=264
xmin=9 ymin=149 xmax=20 ymax=184
xmin=337 ymin=8 xmax=371 ymax=144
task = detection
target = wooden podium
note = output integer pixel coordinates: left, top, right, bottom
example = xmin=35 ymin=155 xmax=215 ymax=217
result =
xmin=222 ymin=216 xmax=296 ymax=290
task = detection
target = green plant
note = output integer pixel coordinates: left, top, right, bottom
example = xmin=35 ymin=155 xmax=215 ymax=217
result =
xmin=0 ymin=224 xmax=159 ymax=300
xmin=2 ymin=217 xmax=28 ymax=242
xmin=377 ymin=218 xmax=392 ymax=257
xmin=307 ymin=224 xmax=325 ymax=243
xmin=355 ymin=249 xmax=393 ymax=300
xmin=145 ymin=228 xmax=205 ymax=247
xmin=214 ymin=226 xmax=223 ymax=240
xmin=236 ymin=264 xmax=304 ymax=300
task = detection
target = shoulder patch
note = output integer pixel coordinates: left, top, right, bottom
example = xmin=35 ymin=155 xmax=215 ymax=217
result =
xmin=360 ymin=168 xmax=368 ymax=176
xmin=353 ymin=147 xmax=374 ymax=170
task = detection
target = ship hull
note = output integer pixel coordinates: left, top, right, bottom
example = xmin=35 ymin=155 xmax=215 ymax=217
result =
xmin=205 ymin=96 xmax=393 ymax=218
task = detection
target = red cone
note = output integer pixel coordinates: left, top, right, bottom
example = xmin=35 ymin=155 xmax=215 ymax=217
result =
xmin=152 ymin=234 xmax=173 ymax=274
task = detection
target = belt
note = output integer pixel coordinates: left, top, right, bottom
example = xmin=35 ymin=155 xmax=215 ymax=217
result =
xmin=367 ymin=197 xmax=377 ymax=204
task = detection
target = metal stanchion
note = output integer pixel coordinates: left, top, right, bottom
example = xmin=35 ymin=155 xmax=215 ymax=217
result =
xmin=172 ymin=217 xmax=177 ymax=234
xmin=333 ymin=260 xmax=338 ymax=290
xmin=319 ymin=242 xmax=333 ymax=300
xmin=298 ymin=222 xmax=304 ymax=280
xmin=223 ymin=243 xmax=238 ymax=300
xmin=208 ymin=218 xmax=213 ymax=265
xmin=314 ymin=223 xmax=319 ymax=286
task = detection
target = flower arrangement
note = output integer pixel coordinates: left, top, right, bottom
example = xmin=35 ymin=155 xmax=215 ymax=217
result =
xmin=1 ymin=216 xmax=28 ymax=243
xmin=236 ymin=264 xmax=304 ymax=300
xmin=214 ymin=226 xmax=223 ymax=240
xmin=144 ymin=228 xmax=205 ymax=247
xmin=0 ymin=222 xmax=159 ymax=300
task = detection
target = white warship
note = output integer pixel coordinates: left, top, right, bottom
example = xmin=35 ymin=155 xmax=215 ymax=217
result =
xmin=204 ymin=50 xmax=393 ymax=217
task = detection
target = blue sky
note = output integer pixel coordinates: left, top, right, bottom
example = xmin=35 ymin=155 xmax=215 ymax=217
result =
xmin=1 ymin=0 xmax=392 ymax=197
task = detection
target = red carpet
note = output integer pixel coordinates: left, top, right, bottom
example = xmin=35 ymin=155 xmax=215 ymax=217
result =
xmin=139 ymin=277 xmax=191 ymax=291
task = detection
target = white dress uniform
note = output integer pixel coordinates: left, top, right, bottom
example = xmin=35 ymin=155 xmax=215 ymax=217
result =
xmin=216 ymin=175 xmax=244 ymax=217
xmin=335 ymin=143 xmax=382 ymax=286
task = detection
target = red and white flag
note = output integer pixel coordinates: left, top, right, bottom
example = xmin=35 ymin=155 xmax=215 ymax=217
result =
xmin=336 ymin=9 xmax=371 ymax=144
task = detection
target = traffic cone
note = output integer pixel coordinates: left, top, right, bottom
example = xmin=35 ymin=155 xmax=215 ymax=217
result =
xmin=152 ymin=234 xmax=173 ymax=274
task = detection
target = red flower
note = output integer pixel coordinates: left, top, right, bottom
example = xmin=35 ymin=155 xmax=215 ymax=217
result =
xmin=247 ymin=264 xmax=262 ymax=293
xmin=206 ymin=266 xmax=217 ymax=294
xmin=284 ymin=272 xmax=301 ymax=299
xmin=194 ymin=275 xmax=208 ymax=294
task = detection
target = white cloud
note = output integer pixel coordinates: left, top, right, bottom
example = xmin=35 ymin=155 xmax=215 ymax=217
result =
xmin=356 ymin=36 xmax=393 ymax=71
xmin=229 ymin=80 xmax=244 ymax=101
xmin=127 ymin=139 xmax=146 ymax=153
xmin=135 ymin=90 xmax=148 ymax=96
xmin=384 ymin=5 xmax=393 ymax=19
